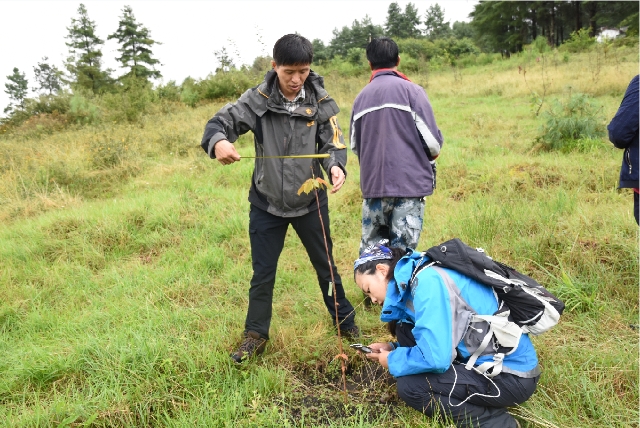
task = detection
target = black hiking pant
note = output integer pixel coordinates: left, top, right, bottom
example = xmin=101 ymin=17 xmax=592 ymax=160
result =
xmin=394 ymin=322 xmax=538 ymax=428
xmin=245 ymin=204 xmax=356 ymax=340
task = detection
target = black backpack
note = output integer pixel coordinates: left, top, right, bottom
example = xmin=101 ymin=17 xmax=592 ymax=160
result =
xmin=413 ymin=238 xmax=565 ymax=336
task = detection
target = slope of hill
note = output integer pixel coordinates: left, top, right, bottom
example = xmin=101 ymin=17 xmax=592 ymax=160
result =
xmin=1 ymin=47 xmax=638 ymax=427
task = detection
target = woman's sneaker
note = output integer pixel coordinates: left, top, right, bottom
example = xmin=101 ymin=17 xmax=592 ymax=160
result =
xmin=230 ymin=331 xmax=267 ymax=363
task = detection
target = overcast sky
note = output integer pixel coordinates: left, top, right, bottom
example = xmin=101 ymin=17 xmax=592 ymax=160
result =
xmin=1 ymin=0 xmax=478 ymax=111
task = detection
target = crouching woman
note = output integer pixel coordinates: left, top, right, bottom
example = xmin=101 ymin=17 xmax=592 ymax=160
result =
xmin=353 ymin=242 xmax=540 ymax=428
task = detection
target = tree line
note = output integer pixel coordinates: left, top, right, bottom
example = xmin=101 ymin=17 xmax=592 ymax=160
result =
xmin=315 ymin=0 xmax=638 ymax=61
xmin=2 ymin=1 xmax=638 ymax=130
xmin=3 ymin=3 xmax=160 ymax=116
xmin=470 ymin=1 xmax=638 ymax=53
xmin=312 ymin=3 xmax=475 ymax=62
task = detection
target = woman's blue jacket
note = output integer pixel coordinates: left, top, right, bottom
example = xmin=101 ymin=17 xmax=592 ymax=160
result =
xmin=381 ymin=250 xmax=540 ymax=378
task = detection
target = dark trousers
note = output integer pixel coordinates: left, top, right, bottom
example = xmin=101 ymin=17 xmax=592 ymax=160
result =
xmin=394 ymin=322 xmax=538 ymax=428
xmin=246 ymin=204 xmax=356 ymax=339
xmin=634 ymin=192 xmax=639 ymax=225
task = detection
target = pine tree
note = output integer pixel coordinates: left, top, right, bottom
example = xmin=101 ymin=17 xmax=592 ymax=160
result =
xmin=214 ymin=47 xmax=235 ymax=73
xmin=403 ymin=3 xmax=423 ymax=39
xmin=352 ymin=16 xmax=385 ymax=47
xmin=33 ymin=57 xmax=62 ymax=95
xmin=385 ymin=2 xmax=405 ymax=39
xmin=108 ymin=6 xmax=162 ymax=80
xmin=452 ymin=21 xmax=475 ymax=39
xmin=329 ymin=16 xmax=384 ymax=58
xmin=4 ymin=67 xmax=28 ymax=114
xmin=424 ymin=4 xmax=453 ymax=40
xmin=65 ymin=3 xmax=112 ymax=93
xmin=385 ymin=2 xmax=423 ymax=39
xmin=312 ymin=39 xmax=330 ymax=63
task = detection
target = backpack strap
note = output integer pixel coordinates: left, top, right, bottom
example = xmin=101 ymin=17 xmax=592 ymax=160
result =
xmin=474 ymin=353 xmax=506 ymax=378
xmin=464 ymin=320 xmax=497 ymax=373
xmin=409 ymin=253 xmax=435 ymax=286
xmin=483 ymin=269 xmax=528 ymax=289
xmin=465 ymin=313 xmax=522 ymax=377
xmin=423 ymin=266 xmax=476 ymax=367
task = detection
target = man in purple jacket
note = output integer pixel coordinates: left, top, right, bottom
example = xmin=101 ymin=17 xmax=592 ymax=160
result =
xmin=350 ymin=37 xmax=444 ymax=256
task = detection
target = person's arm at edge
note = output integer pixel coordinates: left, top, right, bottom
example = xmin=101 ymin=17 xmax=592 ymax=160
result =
xmin=607 ymin=75 xmax=639 ymax=149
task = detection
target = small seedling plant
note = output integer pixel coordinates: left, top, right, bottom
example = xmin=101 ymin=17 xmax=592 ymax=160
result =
xmin=297 ymin=172 xmax=349 ymax=400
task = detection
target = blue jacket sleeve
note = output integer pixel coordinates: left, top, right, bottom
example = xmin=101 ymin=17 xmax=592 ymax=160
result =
xmin=608 ymin=75 xmax=639 ymax=149
xmin=387 ymin=269 xmax=454 ymax=377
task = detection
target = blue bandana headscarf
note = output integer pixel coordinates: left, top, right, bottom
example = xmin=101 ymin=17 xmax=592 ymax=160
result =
xmin=353 ymin=240 xmax=393 ymax=270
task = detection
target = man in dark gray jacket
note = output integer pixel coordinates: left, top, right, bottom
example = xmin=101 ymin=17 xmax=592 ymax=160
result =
xmin=201 ymin=34 xmax=359 ymax=363
xmin=350 ymin=37 xmax=443 ymax=253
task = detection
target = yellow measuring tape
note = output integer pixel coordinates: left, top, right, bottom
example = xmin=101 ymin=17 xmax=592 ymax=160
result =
xmin=241 ymin=154 xmax=330 ymax=159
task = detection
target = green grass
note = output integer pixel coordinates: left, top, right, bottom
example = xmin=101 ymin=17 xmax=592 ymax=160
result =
xmin=0 ymin=46 xmax=638 ymax=427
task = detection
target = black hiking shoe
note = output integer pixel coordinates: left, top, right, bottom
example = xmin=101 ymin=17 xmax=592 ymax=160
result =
xmin=230 ymin=331 xmax=267 ymax=364
xmin=341 ymin=325 xmax=361 ymax=340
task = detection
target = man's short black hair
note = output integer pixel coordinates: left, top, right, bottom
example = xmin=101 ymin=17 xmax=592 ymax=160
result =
xmin=273 ymin=34 xmax=313 ymax=66
xmin=366 ymin=37 xmax=399 ymax=70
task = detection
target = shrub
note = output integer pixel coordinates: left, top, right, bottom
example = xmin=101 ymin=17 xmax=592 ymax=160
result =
xmin=1 ymin=93 xmax=72 ymax=132
xmin=476 ymin=53 xmax=496 ymax=66
xmin=612 ymin=33 xmax=640 ymax=48
xmin=397 ymin=38 xmax=437 ymax=60
xmin=156 ymin=81 xmax=181 ymax=102
xmin=445 ymin=37 xmax=481 ymax=58
xmin=197 ymin=71 xmax=259 ymax=101
xmin=346 ymin=48 xmax=366 ymax=66
xmin=315 ymin=58 xmax=367 ymax=78
xmin=536 ymin=93 xmax=606 ymax=152
xmin=396 ymin=37 xmax=480 ymax=63
xmin=251 ymin=56 xmax=273 ymax=76
xmin=89 ymin=137 xmax=130 ymax=169
xmin=560 ymin=28 xmax=596 ymax=53
xmin=399 ymin=55 xmax=425 ymax=74
xmin=8 ymin=112 xmax=69 ymax=138
xmin=24 ymin=93 xmax=71 ymax=116
xmin=456 ymin=54 xmax=476 ymax=68
xmin=102 ymin=77 xmax=155 ymax=123
xmin=533 ymin=35 xmax=551 ymax=54
xmin=427 ymin=55 xmax=448 ymax=71
xmin=69 ymin=93 xmax=101 ymax=124
xmin=179 ymin=87 xmax=198 ymax=108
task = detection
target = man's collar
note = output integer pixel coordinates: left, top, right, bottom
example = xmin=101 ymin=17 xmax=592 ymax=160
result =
xmin=277 ymin=81 xmax=305 ymax=102
xmin=369 ymin=68 xmax=412 ymax=83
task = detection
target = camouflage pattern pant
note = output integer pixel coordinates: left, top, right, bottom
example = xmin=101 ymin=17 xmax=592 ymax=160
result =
xmin=360 ymin=197 xmax=426 ymax=255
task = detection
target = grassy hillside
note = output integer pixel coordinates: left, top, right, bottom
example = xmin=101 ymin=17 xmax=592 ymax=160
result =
xmin=0 ymin=46 xmax=638 ymax=427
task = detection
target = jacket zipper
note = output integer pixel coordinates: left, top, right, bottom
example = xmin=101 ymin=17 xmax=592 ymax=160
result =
xmin=625 ymin=149 xmax=632 ymax=174
xmin=283 ymin=111 xmax=297 ymax=154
